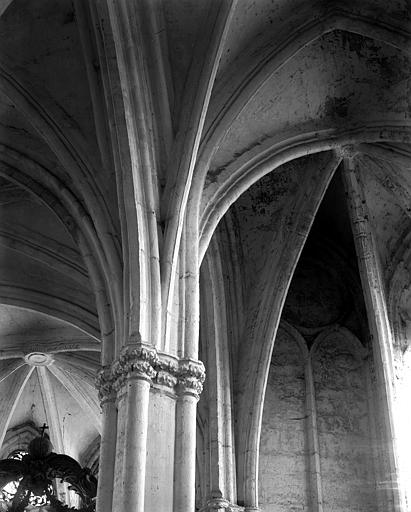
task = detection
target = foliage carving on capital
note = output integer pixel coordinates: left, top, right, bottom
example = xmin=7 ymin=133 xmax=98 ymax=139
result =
xmin=112 ymin=343 xmax=158 ymax=391
xmin=177 ymin=358 xmax=206 ymax=398
xmin=156 ymin=369 xmax=178 ymax=388
xmin=200 ymin=498 xmax=245 ymax=511
xmin=200 ymin=497 xmax=230 ymax=510
xmin=154 ymin=355 xmax=179 ymax=389
xmin=95 ymin=365 xmax=115 ymax=403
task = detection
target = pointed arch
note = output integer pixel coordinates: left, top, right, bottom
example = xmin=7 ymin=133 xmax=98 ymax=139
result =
xmin=160 ymin=0 xmax=237 ymax=353
xmin=199 ymin=124 xmax=411 ymax=261
xmin=0 ymin=147 xmax=114 ymax=356
xmin=310 ymin=325 xmax=367 ymax=361
xmin=235 ymin=152 xmax=340 ymax=508
xmin=197 ymin=8 xmax=411 ymax=189
xmin=0 ymin=63 xmax=122 ymax=353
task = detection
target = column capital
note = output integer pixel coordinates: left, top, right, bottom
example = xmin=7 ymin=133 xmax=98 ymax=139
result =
xmin=154 ymin=352 xmax=179 ymax=389
xmin=200 ymin=498 xmax=245 ymax=511
xmin=200 ymin=497 xmax=230 ymax=510
xmin=95 ymin=365 xmax=116 ymax=404
xmin=112 ymin=343 xmax=158 ymax=393
xmin=96 ymin=351 xmax=206 ymax=400
xmin=177 ymin=358 xmax=206 ymax=399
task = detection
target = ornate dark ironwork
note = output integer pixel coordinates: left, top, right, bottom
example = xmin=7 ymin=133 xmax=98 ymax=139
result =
xmin=0 ymin=426 xmax=97 ymax=511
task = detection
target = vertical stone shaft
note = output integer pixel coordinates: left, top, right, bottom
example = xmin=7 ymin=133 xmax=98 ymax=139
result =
xmin=365 ymin=360 xmax=385 ymax=512
xmin=203 ymin=247 xmax=237 ymax=506
xmin=174 ymin=359 xmax=205 ymax=512
xmin=343 ymin=159 xmax=403 ymax=511
xmin=112 ymin=389 xmax=127 ymax=511
xmin=144 ymin=378 xmax=177 ymax=512
xmin=122 ymin=377 xmax=151 ymax=512
xmin=305 ymin=357 xmax=323 ymax=512
xmin=96 ymin=398 xmax=117 ymax=512
xmin=174 ymin=393 xmax=198 ymax=512
xmin=110 ymin=344 xmax=157 ymax=512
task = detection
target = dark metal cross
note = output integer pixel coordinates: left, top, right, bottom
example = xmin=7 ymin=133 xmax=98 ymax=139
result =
xmin=40 ymin=423 xmax=49 ymax=437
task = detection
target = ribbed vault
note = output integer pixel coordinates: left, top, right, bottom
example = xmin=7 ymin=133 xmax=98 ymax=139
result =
xmin=0 ymin=304 xmax=100 ymax=462
xmin=0 ymin=1 xmax=410 ymax=511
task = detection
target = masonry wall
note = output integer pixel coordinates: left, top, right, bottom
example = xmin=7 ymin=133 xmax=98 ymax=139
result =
xmin=313 ymin=334 xmax=376 ymax=512
xmin=259 ymin=328 xmax=307 ymax=511
xmin=259 ymin=327 xmax=376 ymax=511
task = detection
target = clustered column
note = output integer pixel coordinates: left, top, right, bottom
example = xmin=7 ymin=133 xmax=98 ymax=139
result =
xmin=96 ymin=343 xmax=205 ymax=512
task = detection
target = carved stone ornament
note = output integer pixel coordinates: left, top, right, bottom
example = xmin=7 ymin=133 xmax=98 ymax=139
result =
xmin=95 ymin=365 xmax=115 ymax=403
xmin=112 ymin=343 xmax=158 ymax=392
xmin=97 ymin=347 xmax=206 ymax=399
xmin=155 ymin=369 xmax=178 ymax=388
xmin=177 ymin=358 xmax=206 ymax=398
xmin=154 ymin=354 xmax=179 ymax=389
xmin=200 ymin=498 xmax=245 ymax=511
xmin=200 ymin=497 xmax=230 ymax=510
xmin=338 ymin=144 xmax=358 ymax=160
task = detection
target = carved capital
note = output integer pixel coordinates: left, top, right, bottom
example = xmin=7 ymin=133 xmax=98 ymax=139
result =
xmin=108 ymin=349 xmax=206 ymax=398
xmin=200 ymin=498 xmax=245 ymax=511
xmin=120 ymin=342 xmax=158 ymax=366
xmin=154 ymin=353 xmax=179 ymax=389
xmin=155 ymin=369 xmax=177 ymax=388
xmin=200 ymin=498 xmax=230 ymax=510
xmin=95 ymin=365 xmax=115 ymax=403
xmin=112 ymin=343 xmax=158 ymax=393
xmin=177 ymin=358 xmax=206 ymax=398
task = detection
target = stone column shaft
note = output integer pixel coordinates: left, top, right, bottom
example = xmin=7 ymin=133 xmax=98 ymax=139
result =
xmin=111 ymin=343 xmax=158 ymax=512
xmin=173 ymin=359 xmax=205 ymax=512
xmin=122 ymin=377 xmax=151 ymax=512
xmin=343 ymin=159 xmax=403 ymax=511
xmin=174 ymin=394 xmax=198 ymax=511
xmin=96 ymin=399 xmax=117 ymax=512
xmin=305 ymin=357 xmax=323 ymax=512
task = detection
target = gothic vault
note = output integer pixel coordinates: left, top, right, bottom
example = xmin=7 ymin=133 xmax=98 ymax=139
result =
xmin=0 ymin=0 xmax=410 ymax=511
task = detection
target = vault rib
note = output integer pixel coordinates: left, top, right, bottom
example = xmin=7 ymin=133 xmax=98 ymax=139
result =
xmin=36 ymin=366 xmax=65 ymax=453
xmin=47 ymin=361 xmax=101 ymax=433
xmin=0 ymin=364 xmax=34 ymax=448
